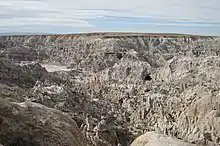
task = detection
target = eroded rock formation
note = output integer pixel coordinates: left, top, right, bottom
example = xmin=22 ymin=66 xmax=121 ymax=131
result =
xmin=0 ymin=33 xmax=220 ymax=145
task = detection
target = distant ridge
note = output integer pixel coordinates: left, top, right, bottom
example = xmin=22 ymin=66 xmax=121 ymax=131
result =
xmin=0 ymin=32 xmax=215 ymax=37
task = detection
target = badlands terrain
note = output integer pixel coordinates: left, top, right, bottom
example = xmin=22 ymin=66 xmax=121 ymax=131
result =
xmin=0 ymin=33 xmax=220 ymax=146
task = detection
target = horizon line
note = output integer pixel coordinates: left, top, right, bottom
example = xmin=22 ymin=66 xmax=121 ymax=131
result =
xmin=0 ymin=31 xmax=217 ymax=37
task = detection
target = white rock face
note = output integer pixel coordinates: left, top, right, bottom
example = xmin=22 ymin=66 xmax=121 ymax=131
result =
xmin=131 ymin=132 xmax=195 ymax=146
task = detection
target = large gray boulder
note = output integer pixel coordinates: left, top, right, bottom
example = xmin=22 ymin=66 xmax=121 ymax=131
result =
xmin=0 ymin=98 xmax=88 ymax=146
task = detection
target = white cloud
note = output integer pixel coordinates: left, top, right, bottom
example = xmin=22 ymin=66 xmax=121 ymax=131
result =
xmin=111 ymin=21 xmax=220 ymax=27
xmin=41 ymin=0 xmax=220 ymax=22
xmin=0 ymin=0 xmax=220 ymax=30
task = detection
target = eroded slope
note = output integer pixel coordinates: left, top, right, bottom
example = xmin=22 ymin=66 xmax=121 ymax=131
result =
xmin=0 ymin=34 xmax=220 ymax=146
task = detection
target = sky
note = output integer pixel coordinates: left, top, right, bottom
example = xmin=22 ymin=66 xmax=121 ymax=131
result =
xmin=0 ymin=0 xmax=220 ymax=35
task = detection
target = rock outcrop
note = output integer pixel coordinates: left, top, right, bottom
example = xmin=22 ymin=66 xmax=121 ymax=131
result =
xmin=0 ymin=98 xmax=87 ymax=146
xmin=131 ymin=132 xmax=195 ymax=146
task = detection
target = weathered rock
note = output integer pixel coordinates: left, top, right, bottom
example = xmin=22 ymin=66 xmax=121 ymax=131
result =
xmin=0 ymin=47 xmax=47 ymax=61
xmin=0 ymin=60 xmax=36 ymax=88
xmin=0 ymin=34 xmax=220 ymax=146
xmin=131 ymin=132 xmax=195 ymax=146
xmin=0 ymin=98 xmax=88 ymax=146
xmin=0 ymin=60 xmax=67 ymax=89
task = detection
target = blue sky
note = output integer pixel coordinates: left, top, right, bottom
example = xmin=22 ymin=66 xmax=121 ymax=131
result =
xmin=0 ymin=0 xmax=220 ymax=35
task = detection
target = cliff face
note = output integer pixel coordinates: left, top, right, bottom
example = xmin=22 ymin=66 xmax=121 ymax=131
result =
xmin=0 ymin=34 xmax=220 ymax=146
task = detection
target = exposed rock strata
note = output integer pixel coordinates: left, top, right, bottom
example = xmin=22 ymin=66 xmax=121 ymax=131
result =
xmin=0 ymin=33 xmax=220 ymax=146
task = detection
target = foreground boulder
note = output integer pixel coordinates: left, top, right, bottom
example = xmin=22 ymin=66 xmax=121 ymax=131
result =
xmin=131 ymin=132 xmax=195 ymax=146
xmin=0 ymin=98 xmax=87 ymax=146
